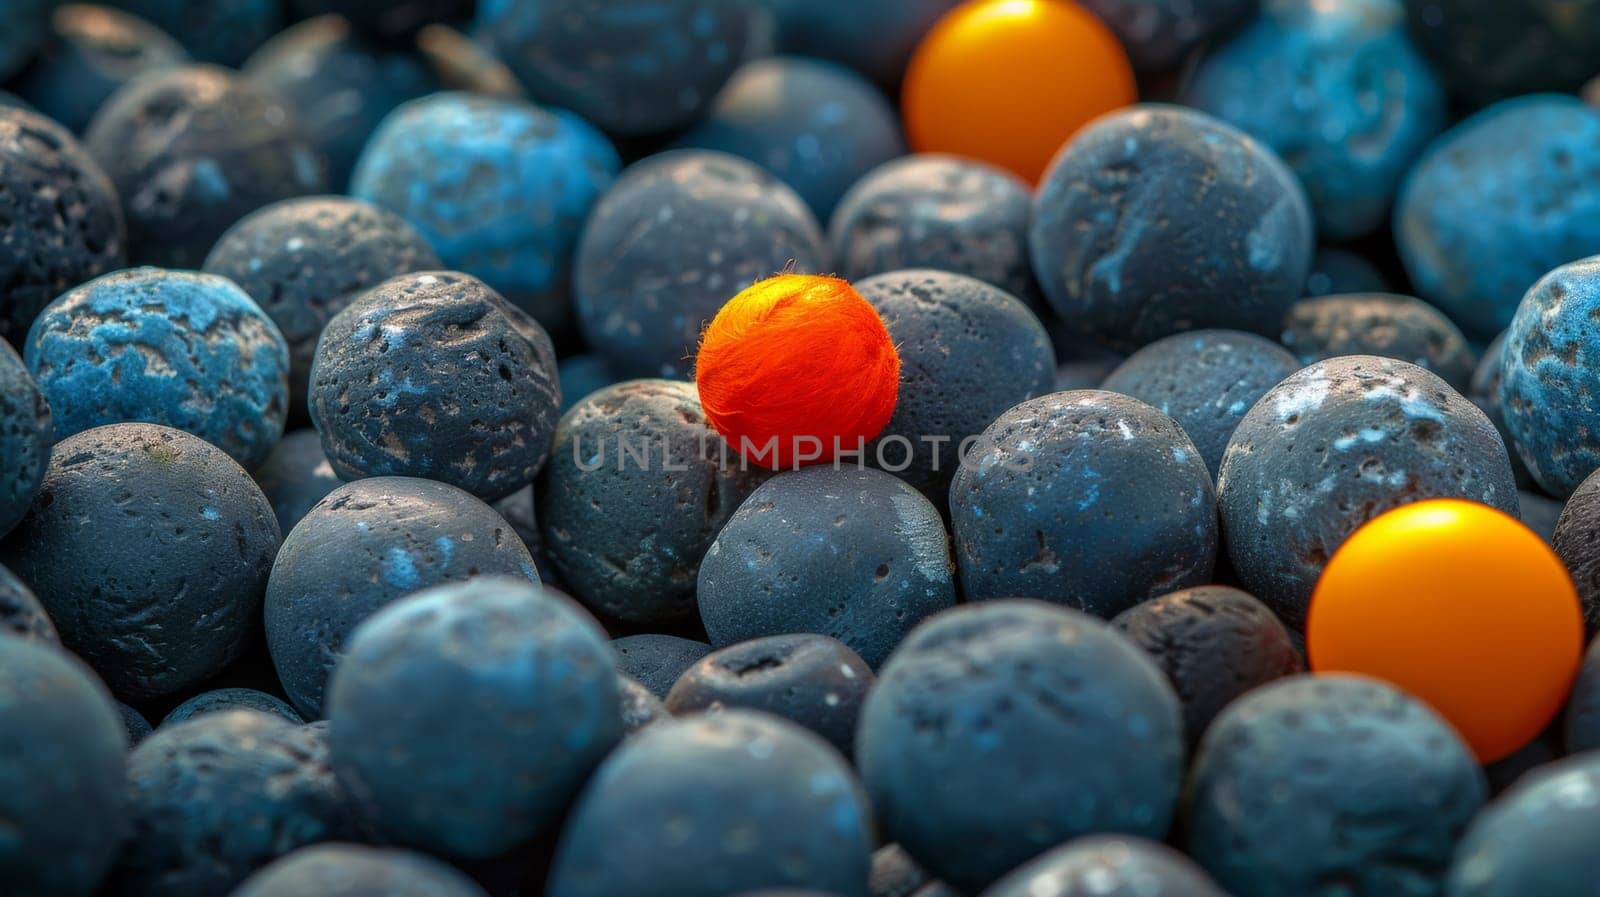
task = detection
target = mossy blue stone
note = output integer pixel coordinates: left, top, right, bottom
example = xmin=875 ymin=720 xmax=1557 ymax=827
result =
xmin=1396 ymin=95 xmax=1600 ymax=339
xmin=1101 ymin=329 xmax=1300 ymax=479
xmin=0 ymin=561 xmax=57 ymax=643
xmin=573 ymin=150 xmax=827 ymax=378
xmin=161 ymin=687 xmax=303 ymax=728
xmin=0 ymin=424 xmax=280 ymax=700
xmin=26 ymin=266 xmax=290 ymax=469
xmin=0 ymin=633 xmax=128 ymax=897
xmin=328 ymin=577 xmax=620 ymax=858
xmin=13 ymin=4 xmax=187 ymax=134
xmin=611 ymin=633 xmax=713 ymax=699
xmin=1565 ymin=637 xmax=1600 ymax=752
xmin=105 ymin=0 xmax=281 ymax=66
xmin=1447 ymin=752 xmax=1600 ymax=897
xmin=676 ymin=56 xmax=907 ymax=220
xmin=1305 ymin=247 xmax=1391 ymax=297
xmin=0 ymin=339 xmax=51 ymax=538
xmin=476 ymin=0 xmax=757 ymax=137
xmin=857 ymin=600 xmax=1184 ymax=893
xmin=1030 ymin=105 xmax=1313 ymax=351
xmin=698 ymin=466 xmax=956 ymax=668
xmin=950 ymin=391 xmax=1218 ymax=617
xmin=548 ymin=711 xmax=874 ymax=897
xmin=1079 ymin=0 xmax=1256 ymax=71
xmin=758 ymin=0 xmax=958 ymax=86
xmin=111 ymin=711 xmax=363 ymax=897
xmin=1187 ymin=675 xmax=1485 ymax=897
xmin=253 ymin=429 xmax=343 ymax=534
xmin=982 ymin=836 xmax=1227 ymax=897
xmin=1282 ymin=293 xmax=1475 ymax=390
xmin=1217 ymin=356 xmax=1517 ymax=628
xmin=232 ymin=844 xmax=491 ymax=897
xmin=1499 ymin=256 xmax=1600 ymax=497
xmin=1184 ymin=0 xmax=1445 ymax=240
xmin=264 ymin=476 xmax=541 ymax=718
xmin=0 ymin=0 xmax=55 ymax=81
xmin=351 ymin=92 xmax=618 ymax=330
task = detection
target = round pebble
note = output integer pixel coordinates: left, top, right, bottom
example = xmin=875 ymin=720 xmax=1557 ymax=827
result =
xmin=547 ymin=711 xmax=874 ymax=897
xmin=327 ymin=577 xmax=620 ymax=858
xmin=698 ymin=466 xmax=956 ymax=668
xmin=1083 ymin=0 xmax=1254 ymax=71
xmin=0 ymin=423 xmax=280 ymax=700
xmin=13 ymin=4 xmax=188 ymax=134
xmin=0 ymin=0 xmax=55 ymax=81
xmin=1305 ymin=247 xmax=1392 ymax=297
xmin=1469 ymin=330 xmax=1535 ymax=489
xmin=117 ymin=699 xmax=152 ymax=746
xmin=1403 ymin=0 xmax=1600 ymax=105
xmin=539 ymin=379 xmax=765 ymax=624
xmin=618 ymin=674 xmax=669 ymax=735
xmin=1187 ymin=675 xmax=1484 ymax=897
xmin=759 ymin=0 xmax=959 ymax=87
xmin=1030 ymin=105 xmax=1314 ymax=350
xmin=160 ymin=687 xmax=303 ymax=728
xmin=950 ymin=390 xmax=1218 ymax=617
xmin=264 ymin=476 xmax=540 ymax=717
xmin=666 ymin=633 xmax=874 ymax=756
xmin=26 ymin=266 xmax=290 ymax=469
xmin=84 ymin=64 xmax=327 ymax=267
xmin=857 ymin=600 xmax=1184 ymax=893
xmin=231 ymin=844 xmax=490 ymax=897
xmin=0 ymin=339 xmax=51 ymax=538
xmin=1101 ymin=329 xmax=1301 ymax=478
xmin=557 ymin=354 xmax=616 ymax=413
xmin=351 ymin=92 xmax=620 ymax=329
xmin=1217 ymin=356 xmax=1518 ymax=628
xmin=0 ymin=561 xmax=57 ymax=643
xmin=573 ymin=149 xmax=828 ymax=378
xmin=1551 ymin=466 xmax=1600 ymax=632
xmin=612 ymin=634 xmax=713 ymax=699
xmin=1519 ymin=490 xmax=1564 ymax=545
xmin=1565 ymin=638 xmax=1600 ymax=752
xmin=252 ymin=429 xmax=343 ymax=534
xmin=107 ymin=0 xmax=281 ymax=66
xmin=1444 ymin=752 xmax=1600 ymax=897
xmin=1281 ymin=293 xmax=1476 ymax=390
xmin=980 ymin=836 xmax=1227 ymax=897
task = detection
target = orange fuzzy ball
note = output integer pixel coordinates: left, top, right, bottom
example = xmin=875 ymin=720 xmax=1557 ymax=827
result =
xmin=695 ymin=274 xmax=900 ymax=470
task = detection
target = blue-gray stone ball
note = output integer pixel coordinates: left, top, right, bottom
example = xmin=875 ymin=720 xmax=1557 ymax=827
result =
xmin=0 ymin=561 xmax=57 ymax=643
xmin=1445 ymin=752 xmax=1600 ymax=897
xmin=950 ymin=390 xmax=1218 ymax=617
xmin=327 ymin=577 xmax=620 ymax=858
xmin=1101 ymin=329 xmax=1300 ymax=479
xmin=106 ymin=0 xmax=281 ymax=66
xmin=698 ymin=466 xmax=956 ymax=668
xmin=1217 ymin=356 xmax=1518 ymax=628
xmin=573 ymin=149 xmax=827 ymax=379
xmin=557 ymin=354 xmax=617 ymax=413
xmin=252 ymin=430 xmax=343 ymax=535
xmin=0 ymin=0 xmax=56 ymax=81
xmin=0 ymin=423 xmax=280 ymax=700
xmin=1552 ymin=466 xmax=1600 ymax=633
xmin=231 ymin=844 xmax=490 ymax=897
xmin=0 ymin=339 xmax=51 ymax=538
xmin=980 ymin=836 xmax=1227 ymax=897
xmin=1305 ymin=247 xmax=1392 ymax=297
xmin=612 ymin=633 xmax=712 ymax=699
xmin=1403 ymin=0 xmax=1600 ymax=106
xmin=758 ymin=0 xmax=960 ymax=87
xmin=264 ymin=476 xmax=540 ymax=718
xmin=1030 ymin=104 xmax=1313 ymax=351
xmin=13 ymin=4 xmax=188 ymax=134
xmin=117 ymin=699 xmax=151 ymax=746
xmin=1565 ymin=636 xmax=1600 ymax=752
xmin=857 ymin=600 xmax=1184 ymax=893
xmin=547 ymin=711 xmax=874 ymax=897
xmin=0 ymin=632 xmax=128 ymax=897
xmin=618 ymin=674 xmax=668 ymax=735
xmin=1468 ymin=331 xmax=1535 ymax=490
xmin=1282 ymin=293 xmax=1475 ymax=390
xmin=160 ymin=687 xmax=303 ymax=728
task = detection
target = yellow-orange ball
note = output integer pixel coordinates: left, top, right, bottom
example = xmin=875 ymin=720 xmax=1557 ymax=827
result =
xmin=694 ymin=274 xmax=900 ymax=470
xmin=1307 ymin=499 xmax=1583 ymax=762
xmin=902 ymin=0 xmax=1137 ymax=184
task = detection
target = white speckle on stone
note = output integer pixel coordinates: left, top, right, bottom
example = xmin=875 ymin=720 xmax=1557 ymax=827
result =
xmin=890 ymin=492 xmax=951 ymax=582
xmin=1273 ymin=371 xmax=1330 ymax=420
xmin=1117 ymin=420 xmax=1135 ymax=441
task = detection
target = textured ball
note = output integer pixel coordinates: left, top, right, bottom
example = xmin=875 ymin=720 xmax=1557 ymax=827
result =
xmin=1101 ymin=329 xmax=1300 ymax=479
xmin=1186 ymin=675 xmax=1485 ymax=897
xmin=557 ymin=354 xmax=616 ymax=413
xmin=13 ymin=4 xmax=188 ymax=134
xmin=231 ymin=844 xmax=490 ymax=897
xmin=665 ymin=633 xmax=874 ymax=756
xmin=84 ymin=64 xmax=327 ymax=267
xmin=26 ymin=267 xmax=290 ymax=469
xmin=1216 ymin=356 xmax=1518 ymax=628
xmin=829 ymin=155 xmax=1037 ymax=306
xmin=617 ymin=674 xmax=668 ymax=735
xmin=698 ymin=466 xmax=956 ymax=668
xmin=1282 ymin=293 xmax=1475 ymax=390
xmin=1520 ymin=489 xmax=1564 ymax=545
xmin=111 ymin=711 xmax=361 ymax=897
xmin=0 ymin=0 xmax=55 ymax=81
xmin=547 ymin=711 xmax=874 ymax=897
xmin=1305 ymin=247 xmax=1392 ymax=297
xmin=0 ymin=106 xmax=125 ymax=345
xmin=328 ymin=577 xmax=620 ymax=858
xmin=1184 ymin=0 xmax=1445 ymax=240
xmin=476 ymin=0 xmax=758 ymax=138
xmin=0 ymin=561 xmax=57 ymax=643
xmin=0 ymin=633 xmax=127 ymax=897
xmin=858 ymin=600 xmax=1183 ymax=892
xmin=539 ymin=379 xmax=765 ymax=624
xmin=695 ymin=274 xmax=900 ymax=470
xmin=1469 ymin=331 xmax=1535 ymax=489
xmin=1078 ymin=0 xmax=1256 ymax=72
xmin=574 ymin=150 xmax=828 ymax=378
xmin=1031 ymin=105 xmax=1314 ymax=350
xmin=855 ymin=270 xmax=1055 ymax=499
xmin=161 ymin=687 xmax=304 ymax=728
xmin=106 ymin=0 xmax=280 ymax=66
xmin=612 ymin=634 xmax=713 ymax=699
xmin=950 ymin=391 xmax=1218 ymax=617
xmin=0 ymin=339 xmax=51 ymax=539
xmin=759 ymin=0 xmax=958 ymax=87
xmin=1566 ymin=638 xmax=1600 ymax=752
xmin=244 ymin=15 xmax=441 ymax=191
xmin=981 ymin=836 xmax=1227 ymax=897
xmin=0 ymin=424 xmax=279 ymax=700
xmin=351 ymin=92 xmax=619 ymax=329
xmin=1446 ymin=752 xmax=1600 ymax=897
xmin=264 ymin=476 xmax=540 ymax=718
xmin=117 ymin=700 xmax=152 ymax=746
xmin=676 ymin=56 xmax=906 ymax=220
xmin=252 ymin=429 xmax=343 ymax=535
xmin=1111 ymin=585 xmax=1302 ymax=748
xmin=309 ymin=271 xmax=560 ymax=501
xmin=1403 ymin=0 xmax=1600 ymax=105
xmin=1395 ymin=95 xmax=1600 ymax=338
xmin=1500 ymin=256 xmax=1600 ymax=497
xmin=1553 ymin=467 xmax=1600 ymax=633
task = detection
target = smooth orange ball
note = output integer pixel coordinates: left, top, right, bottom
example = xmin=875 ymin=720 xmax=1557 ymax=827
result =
xmin=694 ymin=274 xmax=900 ymax=470
xmin=902 ymin=0 xmax=1137 ymax=184
xmin=1307 ymin=499 xmax=1583 ymax=763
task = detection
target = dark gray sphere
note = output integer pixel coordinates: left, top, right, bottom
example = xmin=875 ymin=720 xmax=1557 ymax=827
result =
xmin=309 ymin=271 xmax=560 ymax=502
xmin=1552 ymin=467 xmax=1600 ymax=632
xmin=1519 ymin=490 xmax=1563 ymax=545
xmin=1566 ymin=637 xmax=1600 ymax=753
xmin=1101 ymin=329 xmax=1301 ymax=478
xmin=981 ymin=836 xmax=1227 ymax=897
xmin=1305 ymin=247 xmax=1392 ymax=297
xmin=950 ymin=391 xmax=1218 ymax=617
xmin=1079 ymin=0 xmax=1257 ymax=72
xmin=1281 ymin=293 xmax=1475 ymax=390
xmin=0 ymin=339 xmax=51 ymax=538
xmin=1468 ymin=330 xmax=1534 ymax=489
xmin=0 ymin=561 xmax=57 ymax=644
xmin=253 ymin=429 xmax=343 ymax=535
xmin=612 ymin=633 xmax=713 ymax=699
xmin=0 ymin=423 xmax=280 ymax=700
xmin=231 ymin=844 xmax=490 ymax=897
xmin=698 ymin=466 xmax=956 ymax=668
xmin=539 ymin=379 xmax=765 ymax=624
xmin=13 ymin=4 xmax=188 ymax=134
xmin=1447 ymin=752 xmax=1600 ymax=897
xmin=264 ymin=476 xmax=540 ymax=718
xmin=117 ymin=699 xmax=152 ymax=746
xmin=618 ymin=674 xmax=669 ymax=735
xmin=160 ymin=687 xmax=303 ymax=728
